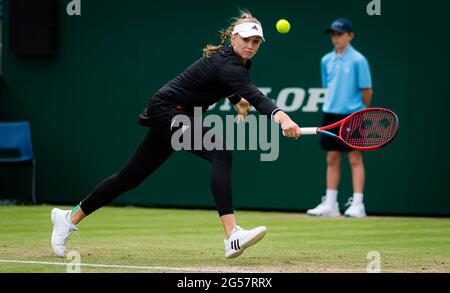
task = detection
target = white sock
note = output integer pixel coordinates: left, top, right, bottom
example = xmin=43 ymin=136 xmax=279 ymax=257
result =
xmin=325 ymin=189 xmax=338 ymax=204
xmin=353 ymin=192 xmax=364 ymax=205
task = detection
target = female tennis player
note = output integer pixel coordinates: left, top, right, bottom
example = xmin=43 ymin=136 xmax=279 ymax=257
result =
xmin=51 ymin=11 xmax=301 ymax=259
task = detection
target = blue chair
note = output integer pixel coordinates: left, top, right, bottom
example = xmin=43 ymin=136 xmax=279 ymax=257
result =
xmin=0 ymin=122 xmax=36 ymax=203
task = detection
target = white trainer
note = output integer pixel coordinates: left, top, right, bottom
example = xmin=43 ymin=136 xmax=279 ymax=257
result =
xmin=51 ymin=208 xmax=77 ymax=257
xmin=306 ymin=197 xmax=341 ymax=217
xmin=224 ymin=225 xmax=267 ymax=259
xmin=344 ymin=198 xmax=367 ymax=218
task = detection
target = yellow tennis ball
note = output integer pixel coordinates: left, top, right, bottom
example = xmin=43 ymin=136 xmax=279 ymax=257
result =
xmin=276 ymin=19 xmax=291 ymax=34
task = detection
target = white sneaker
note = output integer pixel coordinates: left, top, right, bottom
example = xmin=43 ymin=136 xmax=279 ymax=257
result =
xmin=224 ymin=225 xmax=267 ymax=259
xmin=51 ymin=208 xmax=77 ymax=257
xmin=344 ymin=198 xmax=367 ymax=218
xmin=306 ymin=197 xmax=341 ymax=217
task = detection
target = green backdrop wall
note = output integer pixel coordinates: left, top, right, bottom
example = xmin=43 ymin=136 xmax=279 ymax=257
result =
xmin=1 ymin=0 xmax=449 ymax=215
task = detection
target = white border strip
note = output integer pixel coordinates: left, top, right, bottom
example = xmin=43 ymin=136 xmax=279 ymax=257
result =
xmin=0 ymin=259 xmax=251 ymax=273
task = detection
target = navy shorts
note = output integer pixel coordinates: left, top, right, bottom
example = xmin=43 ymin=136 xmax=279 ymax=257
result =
xmin=319 ymin=113 xmax=352 ymax=153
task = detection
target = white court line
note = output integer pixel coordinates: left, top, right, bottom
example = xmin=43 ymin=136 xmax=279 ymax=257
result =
xmin=0 ymin=259 xmax=251 ymax=273
xmin=0 ymin=259 xmax=413 ymax=273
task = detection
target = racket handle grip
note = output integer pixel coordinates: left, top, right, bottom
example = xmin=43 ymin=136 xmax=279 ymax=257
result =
xmin=282 ymin=127 xmax=318 ymax=136
xmin=300 ymin=127 xmax=319 ymax=135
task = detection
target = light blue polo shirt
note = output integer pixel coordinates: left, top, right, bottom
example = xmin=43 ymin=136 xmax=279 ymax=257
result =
xmin=321 ymin=45 xmax=372 ymax=114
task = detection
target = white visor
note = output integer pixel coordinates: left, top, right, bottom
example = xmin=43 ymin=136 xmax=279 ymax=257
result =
xmin=232 ymin=22 xmax=265 ymax=42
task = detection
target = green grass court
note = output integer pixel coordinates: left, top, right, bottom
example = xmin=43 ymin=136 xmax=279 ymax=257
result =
xmin=0 ymin=206 xmax=449 ymax=273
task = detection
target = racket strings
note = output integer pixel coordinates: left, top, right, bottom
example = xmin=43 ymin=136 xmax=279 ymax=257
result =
xmin=341 ymin=110 xmax=398 ymax=148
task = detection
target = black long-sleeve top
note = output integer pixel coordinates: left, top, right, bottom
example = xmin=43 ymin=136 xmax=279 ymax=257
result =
xmin=156 ymin=44 xmax=280 ymax=117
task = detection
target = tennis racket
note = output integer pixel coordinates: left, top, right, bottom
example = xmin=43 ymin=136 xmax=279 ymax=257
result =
xmin=286 ymin=108 xmax=399 ymax=151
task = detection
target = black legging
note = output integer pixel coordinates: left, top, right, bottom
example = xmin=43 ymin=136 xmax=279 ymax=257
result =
xmin=79 ymin=119 xmax=234 ymax=216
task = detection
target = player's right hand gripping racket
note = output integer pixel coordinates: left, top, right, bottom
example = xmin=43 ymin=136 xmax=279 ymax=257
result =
xmin=293 ymin=108 xmax=399 ymax=151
